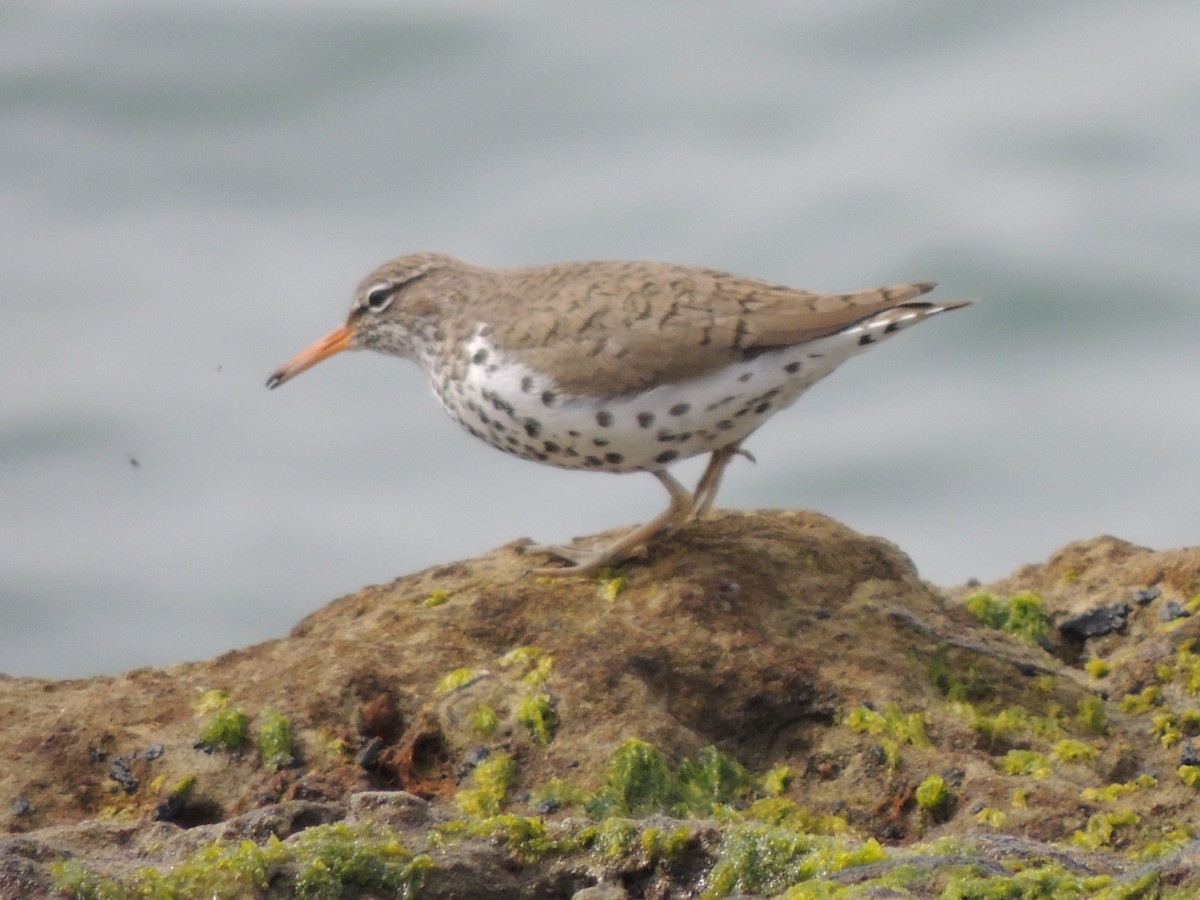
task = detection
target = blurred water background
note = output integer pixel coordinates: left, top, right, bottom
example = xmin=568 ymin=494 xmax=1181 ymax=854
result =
xmin=2 ymin=1 xmax=1197 ymax=677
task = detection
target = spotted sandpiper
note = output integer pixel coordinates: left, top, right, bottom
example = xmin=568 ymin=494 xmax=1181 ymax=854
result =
xmin=267 ymin=253 xmax=969 ymax=574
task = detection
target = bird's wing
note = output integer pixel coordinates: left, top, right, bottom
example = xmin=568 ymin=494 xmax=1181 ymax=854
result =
xmin=492 ymin=261 xmax=935 ymax=398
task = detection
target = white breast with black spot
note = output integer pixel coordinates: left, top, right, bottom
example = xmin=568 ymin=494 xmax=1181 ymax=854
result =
xmin=423 ymin=317 xmax=911 ymax=474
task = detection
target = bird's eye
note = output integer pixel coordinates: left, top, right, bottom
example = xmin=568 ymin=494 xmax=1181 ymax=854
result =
xmin=364 ymin=284 xmax=396 ymax=313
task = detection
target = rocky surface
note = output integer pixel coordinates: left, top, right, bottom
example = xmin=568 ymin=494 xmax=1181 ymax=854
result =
xmin=2 ymin=510 xmax=1199 ymax=897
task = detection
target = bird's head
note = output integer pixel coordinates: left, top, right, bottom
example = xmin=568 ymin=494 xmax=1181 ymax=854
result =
xmin=266 ymin=252 xmax=462 ymax=389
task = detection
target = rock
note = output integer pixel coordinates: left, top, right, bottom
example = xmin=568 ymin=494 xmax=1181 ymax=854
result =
xmin=1161 ymin=600 xmax=1190 ymax=622
xmin=1058 ymin=601 xmax=1133 ymax=639
xmin=2 ymin=511 xmax=1200 ymax=896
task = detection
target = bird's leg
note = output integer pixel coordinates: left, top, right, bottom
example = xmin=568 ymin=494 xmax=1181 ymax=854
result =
xmin=690 ymin=442 xmax=753 ymax=519
xmin=526 ymin=470 xmax=694 ymax=576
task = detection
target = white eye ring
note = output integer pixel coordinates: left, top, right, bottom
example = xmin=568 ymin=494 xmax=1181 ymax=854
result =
xmin=364 ymin=284 xmax=396 ymax=313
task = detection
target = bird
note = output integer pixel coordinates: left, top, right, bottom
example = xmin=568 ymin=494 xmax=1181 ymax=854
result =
xmin=267 ymin=253 xmax=969 ymax=574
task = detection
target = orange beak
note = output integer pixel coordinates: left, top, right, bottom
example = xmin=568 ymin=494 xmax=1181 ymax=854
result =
xmin=266 ymin=324 xmax=355 ymax=389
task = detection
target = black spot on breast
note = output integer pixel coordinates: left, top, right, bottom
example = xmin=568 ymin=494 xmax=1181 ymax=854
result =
xmin=543 ymin=440 xmax=561 ymax=453
xmin=657 ymin=430 xmax=689 ymax=443
xmin=520 ymin=375 xmax=534 ymax=392
xmin=737 ymin=372 xmax=753 ymax=382
xmin=596 ymin=410 xmax=613 ymax=427
xmin=669 ymin=403 xmax=690 ymax=416
xmin=858 ymin=334 xmax=875 ymax=346
xmin=655 ymin=449 xmax=679 ymax=464
xmin=524 ymin=420 xmax=541 ymax=438
xmin=584 ymin=455 xmax=603 ymax=467
xmin=541 ymin=390 xmax=557 ymax=407
xmin=706 ymin=395 xmax=737 ymax=412
xmin=604 ymin=452 xmax=624 ymax=465
xmin=783 ymin=361 xmax=802 ymax=374
xmin=564 ymin=447 xmax=579 ymax=458
xmin=717 ymin=419 xmax=735 ymax=430
xmin=568 ymin=430 xmax=581 ymax=438
xmin=884 ymin=322 xmax=899 ymax=334
xmin=505 ymin=435 xmax=518 ymax=446
xmin=472 ymin=348 xmax=489 ymax=365
xmin=593 ymin=438 xmax=610 ymax=447
xmin=637 ymin=412 xmax=655 ymax=428
xmin=754 ymin=402 xmax=772 ymax=415
xmin=486 ymin=393 xmax=515 ymax=417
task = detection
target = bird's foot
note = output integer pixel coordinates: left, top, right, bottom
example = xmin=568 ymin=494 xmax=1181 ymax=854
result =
xmin=522 ymin=537 xmax=650 ymax=577
xmin=522 ymin=470 xmax=693 ymax=578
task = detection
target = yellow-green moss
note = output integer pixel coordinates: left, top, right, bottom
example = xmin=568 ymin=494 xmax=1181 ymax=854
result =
xmin=597 ymin=574 xmax=628 ymax=602
xmin=194 ymin=688 xmax=230 ymax=714
xmin=435 ymin=667 xmax=486 ymax=693
xmin=745 ymin=798 xmax=847 ymax=835
xmin=500 ymin=645 xmax=554 ymax=686
xmin=1119 ymin=685 xmax=1163 ymax=714
xmin=998 ymin=749 xmax=1052 ymax=779
xmin=588 ymin=816 xmax=640 ymax=859
xmin=455 ymin=751 xmax=517 ymax=817
xmin=844 ymin=704 xmax=930 ymax=747
xmin=167 ymin=774 xmax=196 ymax=802
xmin=1153 ymin=712 xmax=1183 ymax=748
xmin=957 ymin=701 xmax=1067 ymax=746
xmin=761 ymin=765 xmax=792 ymax=797
xmin=1136 ymin=824 xmax=1196 ymax=863
xmin=53 ymin=823 xmax=431 ymax=899
xmin=641 ymin=824 xmax=694 ymax=861
xmin=1172 ymin=639 xmax=1200 ymax=695
xmin=973 ymin=807 xmax=1006 ymax=829
xmin=517 ymin=693 xmax=559 ymax=746
xmin=471 ymin=704 xmax=499 ymax=737
xmin=153 ymin=774 xmax=197 ymax=822
xmin=1073 ymin=809 xmax=1140 ymax=849
xmin=964 ymin=591 xmax=1050 ymax=644
xmin=589 ymin=738 xmax=675 ymax=817
xmin=420 ymin=588 xmax=451 ymax=608
xmin=915 ymin=774 xmax=954 ymax=822
xmin=1051 ymin=738 xmax=1098 ymax=764
xmin=705 ymin=825 xmax=886 ymax=898
xmin=937 ymin=865 xmax=1151 ymax=900
xmin=196 ymin=708 xmax=251 ymax=753
xmin=584 ymin=739 xmax=762 ymax=819
xmin=962 ymin=705 xmax=1025 ymax=743
xmin=1081 ymin=774 xmax=1157 ymax=803
xmin=1076 ymin=695 xmax=1109 ymax=735
xmin=1085 ymin=658 xmax=1111 ymax=678
xmin=1178 ymin=764 xmax=1200 ymax=788
xmin=258 ymin=710 xmax=295 ymax=772
xmin=290 ymin=824 xmax=431 ymax=898
xmin=441 ymin=813 xmax=565 ymax=859
xmin=675 ymin=745 xmax=755 ymax=813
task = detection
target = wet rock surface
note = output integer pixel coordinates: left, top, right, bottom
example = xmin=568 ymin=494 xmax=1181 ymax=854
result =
xmin=2 ymin=513 xmax=1199 ymax=897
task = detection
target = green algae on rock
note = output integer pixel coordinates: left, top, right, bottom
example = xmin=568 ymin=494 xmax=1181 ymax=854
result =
xmin=257 ymin=710 xmax=295 ymax=772
xmin=8 ymin=515 xmax=1200 ymax=897
xmin=195 ymin=707 xmax=251 ymax=753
